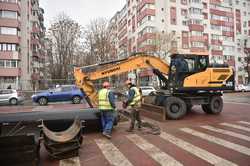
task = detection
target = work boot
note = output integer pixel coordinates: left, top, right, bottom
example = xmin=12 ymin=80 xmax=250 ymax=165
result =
xmin=102 ymin=132 xmax=111 ymax=139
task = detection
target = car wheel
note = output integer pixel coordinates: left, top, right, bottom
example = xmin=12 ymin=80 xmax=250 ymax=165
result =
xmin=38 ymin=97 xmax=48 ymax=106
xmin=9 ymin=98 xmax=18 ymax=105
xmin=72 ymin=96 xmax=81 ymax=104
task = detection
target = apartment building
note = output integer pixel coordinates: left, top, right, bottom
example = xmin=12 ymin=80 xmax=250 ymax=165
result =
xmin=111 ymin=0 xmax=250 ymax=84
xmin=0 ymin=0 xmax=45 ymax=90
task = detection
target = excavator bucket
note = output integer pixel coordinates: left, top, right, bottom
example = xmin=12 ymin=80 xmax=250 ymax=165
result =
xmin=41 ymin=119 xmax=84 ymax=160
xmin=0 ymin=134 xmax=40 ymax=166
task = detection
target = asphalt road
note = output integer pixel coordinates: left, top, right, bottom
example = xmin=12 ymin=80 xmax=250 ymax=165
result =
xmin=0 ymin=92 xmax=250 ymax=166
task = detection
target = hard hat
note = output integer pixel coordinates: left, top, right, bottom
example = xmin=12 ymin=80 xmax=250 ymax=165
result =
xmin=125 ymin=80 xmax=132 ymax=85
xmin=102 ymin=81 xmax=110 ymax=88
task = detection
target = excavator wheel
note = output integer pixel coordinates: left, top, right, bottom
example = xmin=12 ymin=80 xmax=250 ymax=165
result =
xmin=202 ymin=96 xmax=223 ymax=114
xmin=164 ymin=97 xmax=187 ymax=120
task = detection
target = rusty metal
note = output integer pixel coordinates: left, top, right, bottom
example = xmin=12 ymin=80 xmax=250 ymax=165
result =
xmin=41 ymin=119 xmax=84 ymax=160
xmin=0 ymin=134 xmax=40 ymax=166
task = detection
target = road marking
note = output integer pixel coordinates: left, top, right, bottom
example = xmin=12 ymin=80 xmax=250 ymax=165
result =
xmin=221 ymin=123 xmax=250 ymax=132
xmin=181 ymin=128 xmax=250 ymax=156
xmin=59 ymin=157 xmax=81 ymax=166
xmin=160 ymin=132 xmax=237 ymax=166
xmin=238 ymin=121 xmax=250 ymax=126
xmin=95 ymin=139 xmax=133 ymax=166
xmin=127 ymin=134 xmax=183 ymax=166
xmin=201 ymin=125 xmax=250 ymax=142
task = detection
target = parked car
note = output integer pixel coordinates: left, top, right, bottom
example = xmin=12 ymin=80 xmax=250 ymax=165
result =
xmin=140 ymin=86 xmax=156 ymax=96
xmin=235 ymin=84 xmax=250 ymax=92
xmin=32 ymin=85 xmax=85 ymax=106
xmin=0 ymin=89 xmax=25 ymax=105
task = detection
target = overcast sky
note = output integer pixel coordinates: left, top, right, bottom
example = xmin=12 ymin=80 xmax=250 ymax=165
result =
xmin=40 ymin=0 xmax=125 ymax=28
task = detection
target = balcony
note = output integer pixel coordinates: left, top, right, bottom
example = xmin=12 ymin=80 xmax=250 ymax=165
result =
xmin=190 ymin=36 xmax=205 ymax=42
xmin=189 ymin=24 xmax=204 ymax=31
xmin=138 ymin=0 xmax=155 ymax=11
xmin=211 ymin=39 xmax=222 ymax=45
xmin=32 ymin=26 xmax=41 ymax=34
xmin=0 ymin=34 xmax=20 ymax=44
xmin=222 ymin=31 xmax=234 ymax=37
xmin=210 ymin=9 xmax=233 ymax=18
xmin=0 ymin=1 xmax=20 ymax=14
xmin=31 ymin=37 xmax=40 ymax=45
xmin=209 ymin=0 xmax=221 ymax=4
xmin=137 ymin=33 xmax=156 ymax=45
xmin=0 ymin=18 xmax=20 ymax=28
xmin=32 ymin=51 xmax=40 ymax=58
xmin=0 ymin=51 xmax=20 ymax=60
xmin=211 ymin=50 xmax=223 ymax=55
xmin=0 ymin=68 xmax=21 ymax=77
xmin=190 ymin=47 xmax=206 ymax=53
xmin=137 ymin=9 xmax=155 ymax=23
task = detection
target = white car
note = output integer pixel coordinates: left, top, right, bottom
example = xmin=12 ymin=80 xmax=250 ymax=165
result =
xmin=0 ymin=89 xmax=25 ymax=105
xmin=140 ymin=86 xmax=156 ymax=96
xmin=235 ymin=84 xmax=250 ymax=92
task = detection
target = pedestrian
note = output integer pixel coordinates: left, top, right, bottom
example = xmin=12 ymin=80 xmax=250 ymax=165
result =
xmin=98 ymin=81 xmax=116 ymax=139
xmin=123 ymin=80 xmax=142 ymax=132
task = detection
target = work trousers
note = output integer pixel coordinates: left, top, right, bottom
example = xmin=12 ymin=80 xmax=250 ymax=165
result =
xmin=100 ymin=110 xmax=115 ymax=135
xmin=129 ymin=107 xmax=142 ymax=130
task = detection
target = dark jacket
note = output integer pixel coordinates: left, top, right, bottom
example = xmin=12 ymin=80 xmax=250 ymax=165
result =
xmin=126 ymin=85 xmax=136 ymax=105
xmin=108 ymin=91 xmax=116 ymax=109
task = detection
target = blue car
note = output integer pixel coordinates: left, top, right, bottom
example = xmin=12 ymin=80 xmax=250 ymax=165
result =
xmin=32 ymin=85 xmax=85 ymax=106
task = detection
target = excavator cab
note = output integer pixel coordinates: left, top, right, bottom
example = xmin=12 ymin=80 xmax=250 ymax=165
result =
xmin=168 ymin=53 xmax=234 ymax=92
xmin=169 ymin=54 xmax=209 ymax=89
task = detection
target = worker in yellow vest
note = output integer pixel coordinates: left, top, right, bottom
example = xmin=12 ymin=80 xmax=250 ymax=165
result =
xmin=98 ymin=81 xmax=116 ymax=139
xmin=123 ymin=80 xmax=142 ymax=132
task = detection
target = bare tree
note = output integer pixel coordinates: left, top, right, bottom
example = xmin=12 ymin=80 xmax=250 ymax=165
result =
xmin=82 ymin=18 xmax=116 ymax=64
xmin=47 ymin=13 xmax=82 ymax=81
xmin=154 ymin=31 xmax=177 ymax=60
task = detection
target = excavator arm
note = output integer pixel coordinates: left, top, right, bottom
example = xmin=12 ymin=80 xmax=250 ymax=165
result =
xmin=74 ymin=54 xmax=169 ymax=107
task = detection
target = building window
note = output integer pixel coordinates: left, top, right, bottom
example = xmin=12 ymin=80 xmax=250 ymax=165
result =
xmin=0 ymin=11 xmax=17 ymax=19
xmin=0 ymin=43 xmax=17 ymax=51
xmin=182 ymin=21 xmax=188 ymax=26
xmin=244 ymin=21 xmax=247 ymax=27
xmin=0 ymin=27 xmax=17 ymax=35
xmin=202 ymin=2 xmax=207 ymax=9
xmin=191 ymin=31 xmax=203 ymax=36
xmin=0 ymin=60 xmax=4 ymax=68
xmin=181 ymin=9 xmax=187 ymax=16
xmin=181 ymin=0 xmax=187 ymax=5
xmin=170 ymin=7 xmax=177 ymax=25
xmin=191 ymin=41 xmax=204 ymax=48
xmin=0 ymin=0 xmax=18 ymax=3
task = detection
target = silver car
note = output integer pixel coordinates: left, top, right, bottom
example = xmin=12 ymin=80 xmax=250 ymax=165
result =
xmin=0 ymin=89 xmax=25 ymax=105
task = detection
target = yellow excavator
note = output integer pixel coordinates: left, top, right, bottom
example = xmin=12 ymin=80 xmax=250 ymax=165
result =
xmin=74 ymin=52 xmax=234 ymax=119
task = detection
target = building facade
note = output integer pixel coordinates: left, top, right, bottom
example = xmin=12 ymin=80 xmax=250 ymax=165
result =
xmin=0 ymin=0 xmax=45 ymax=90
xmin=111 ymin=0 xmax=250 ymax=85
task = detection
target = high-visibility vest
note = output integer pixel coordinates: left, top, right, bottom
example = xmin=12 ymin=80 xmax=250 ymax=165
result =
xmin=129 ymin=87 xmax=141 ymax=107
xmin=98 ymin=88 xmax=113 ymax=110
